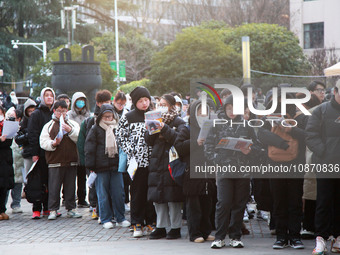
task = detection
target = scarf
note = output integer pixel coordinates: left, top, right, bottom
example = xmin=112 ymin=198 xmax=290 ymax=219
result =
xmin=162 ymin=106 xmax=178 ymax=125
xmin=99 ymin=119 xmax=118 ymax=158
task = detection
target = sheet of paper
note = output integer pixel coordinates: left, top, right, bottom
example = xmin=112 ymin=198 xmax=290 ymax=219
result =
xmin=87 ymin=172 xmax=97 ymax=188
xmin=26 ymin=160 xmax=38 ymax=176
xmin=215 ymin=137 xmax=253 ymax=151
xmin=2 ymin=121 xmax=19 ymax=138
xmin=198 ymin=120 xmax=214 ymax=140
xmin=127 ymin=156 xmax=138 ymax=180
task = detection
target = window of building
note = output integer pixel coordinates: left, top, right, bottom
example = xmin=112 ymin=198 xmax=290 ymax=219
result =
xmin=304 ymin=22 xmax=324 ymax=49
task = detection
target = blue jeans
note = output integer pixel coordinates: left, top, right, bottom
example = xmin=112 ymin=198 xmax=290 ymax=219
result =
xmin=5 ymin=183 xmax=23 ymax=209
xmin=95 ymin=171 xmax=126 ymax=224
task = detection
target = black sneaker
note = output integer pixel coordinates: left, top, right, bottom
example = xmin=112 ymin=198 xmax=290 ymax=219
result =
xmin=149 ymin=228 xmax=166 ymax=239
xmin=290 ymin=239 xmax=305 ymax=249
xmin=273 ymin=239 xmax=289 ymax=249
xmin=166 ymin=228 xmax=181 ymax=239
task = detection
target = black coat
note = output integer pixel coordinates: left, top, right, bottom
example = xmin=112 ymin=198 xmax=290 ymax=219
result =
xmin=174 ymin=125 xmax=215 ymax=196
xmin=27 ymin=104 xmax=53 ymax=157
xmin=0 ymin=139 xmax=14 ymax=190
xmin=85 ymin=105 xmax=119 ymax=173
xmin=306 ymin=98 xmax=340 ymax=164
xmin=145 ymin=116 xmax=185 ymax=203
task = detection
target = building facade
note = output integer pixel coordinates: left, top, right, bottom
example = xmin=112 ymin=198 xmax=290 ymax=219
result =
xmin=290 ymin=0 xmax=340 ymax=56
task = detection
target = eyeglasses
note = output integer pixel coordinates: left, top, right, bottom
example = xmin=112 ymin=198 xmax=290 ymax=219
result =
xmin=314 ymin=89 xmax=325 ymax=93
xmin=115 ymin=102 xmax=126 ymax=107
xmin=55 ymin=110 xmax=67 ymax=114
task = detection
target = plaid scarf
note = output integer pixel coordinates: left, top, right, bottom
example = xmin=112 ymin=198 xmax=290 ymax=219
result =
xmin=162 ymin=106 xmax=178 ymax=125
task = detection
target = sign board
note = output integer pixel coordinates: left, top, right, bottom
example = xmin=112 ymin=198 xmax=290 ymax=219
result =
xmin=109 ymin=60 xmax=126 ymax=82
xmin=0 ymin=69 xmax=3 ymax=76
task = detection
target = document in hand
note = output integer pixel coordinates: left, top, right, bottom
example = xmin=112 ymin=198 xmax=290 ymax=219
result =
xmin=56 ymin=114 xmax=65 ymax=140
xmin=198 ymin=120 xmax=214 ymax=140
xmin=87 ymin=172 xmax=97 ymax=188
xmin=127 ymin=156 xmax=138 ymax=180
xmin=145 ymin=110 xmax=163 ymax=135
xmin=2 ymin=120 xmax=19 ymax=138
xmin=215 ymin=137 xmax=253 ymax=151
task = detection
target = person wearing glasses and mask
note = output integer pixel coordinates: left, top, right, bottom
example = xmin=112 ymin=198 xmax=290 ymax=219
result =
xmin=40 ymin=100 xmax=81 ymax=220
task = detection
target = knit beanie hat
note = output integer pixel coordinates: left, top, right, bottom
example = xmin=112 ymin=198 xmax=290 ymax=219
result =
xmin=130 ymin=86 xmax=151 ymax=106
xmin=162 ymin=94 xmax=176 ymax=106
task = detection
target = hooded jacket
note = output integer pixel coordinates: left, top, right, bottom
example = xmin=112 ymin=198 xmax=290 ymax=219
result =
xmin=39 ymin=113 xmax=79 ymax=168
xmin=15 ymin=98 xmax=37 ymax=158
xmin=84 ymin=104 xmax=119 ymax=173
xmin=27 ymin=87 xmax=55 ymax=158
xmin=67 ymin=92 xmax=90 ymax=126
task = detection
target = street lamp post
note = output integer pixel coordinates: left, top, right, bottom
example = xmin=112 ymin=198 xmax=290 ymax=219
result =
xmin=114 ymin=0 xmax=120 ymax=89
xmin=61 ymin=5 xmax=78 ymax=48
xmin=11 ymin=40 xmax=47 ymax=62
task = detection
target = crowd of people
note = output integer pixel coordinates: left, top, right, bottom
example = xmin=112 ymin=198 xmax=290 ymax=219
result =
xmin=0 ymin=80 xmax=339 ymax=255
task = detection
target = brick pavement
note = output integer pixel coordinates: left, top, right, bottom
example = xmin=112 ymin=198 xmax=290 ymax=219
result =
xmin=1 ymin=199 xmax=316 ymax=255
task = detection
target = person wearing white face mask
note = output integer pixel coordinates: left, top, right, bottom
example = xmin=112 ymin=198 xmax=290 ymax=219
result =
xmin=68 ymin=92 xmax=90 ymax=208
xmin=146 ymin=94 xmax=186 ymax=240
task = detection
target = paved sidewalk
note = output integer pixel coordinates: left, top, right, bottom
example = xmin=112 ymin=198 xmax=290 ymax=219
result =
xmin=1 ymin=199 xmax=316 ymax=255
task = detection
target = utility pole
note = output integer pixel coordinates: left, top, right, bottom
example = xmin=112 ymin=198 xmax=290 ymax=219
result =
xmin=114 ymin=0 xmax=120 ymax=89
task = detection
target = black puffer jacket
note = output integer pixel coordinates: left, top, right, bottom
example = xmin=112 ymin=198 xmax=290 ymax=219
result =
xmin=145 ymin=116 xmax=185 ymax=203
xmin=85 ymin=104 xmax=119 ymax=173
xmin=27 ymin=104 xmax=53 ymax=158
xmin=306 ymin=98 xmax=340 ymax=164
xmin=174 ymin=125 xmax=215 ymax=196
xmin=0 ymin=139 xmax=14 ymax=190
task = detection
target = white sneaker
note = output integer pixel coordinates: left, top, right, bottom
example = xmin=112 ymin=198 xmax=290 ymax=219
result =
xmin=98 ymin=217 xmax=101 ymax=224
xmin=103 ymin=222 xmax=114 ymax=229
xmin=12 ymin=207 xmax=23 ymax=214
xmin=313 ymin=236 xmax=327 ymax=255
xmin=331 ymin=236 xmax=340 ymax=253
xmin=243 ymin=210 xmax=249 ymax=222
xmin=133 ymin=225 xmax=143 ymax=238
xmin=48 ymin=211 xmax=57 ymax=220
xmin=211 ymin=239 xmax=225 ymax=249
xmin=117 ymin=220 xmax=131 ymax=228
xmin=67 ymin=209 xmax=82 ymax=218
xmin=257 ymin=210 xmax=269 ymax=221
xmin=125 ymin=203 xmax=130 ymax=212
xmin=229 ymin=239 xmax=244 ymax=248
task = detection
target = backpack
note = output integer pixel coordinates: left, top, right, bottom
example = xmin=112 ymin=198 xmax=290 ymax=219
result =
xmin=24 ymin=162 xmax=48 ymax=203
xmin=268 ymin=119 xmax=299 ymax=162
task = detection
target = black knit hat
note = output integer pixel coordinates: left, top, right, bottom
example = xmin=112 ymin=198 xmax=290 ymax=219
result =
xmin=130 ymin=86 xmax=151 ymax=106
xmin=162 ymin=94 xmax=176 ymax=106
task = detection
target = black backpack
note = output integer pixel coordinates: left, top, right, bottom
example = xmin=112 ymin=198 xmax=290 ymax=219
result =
xmin=24 ymin=163 xmax=47 ymax=203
